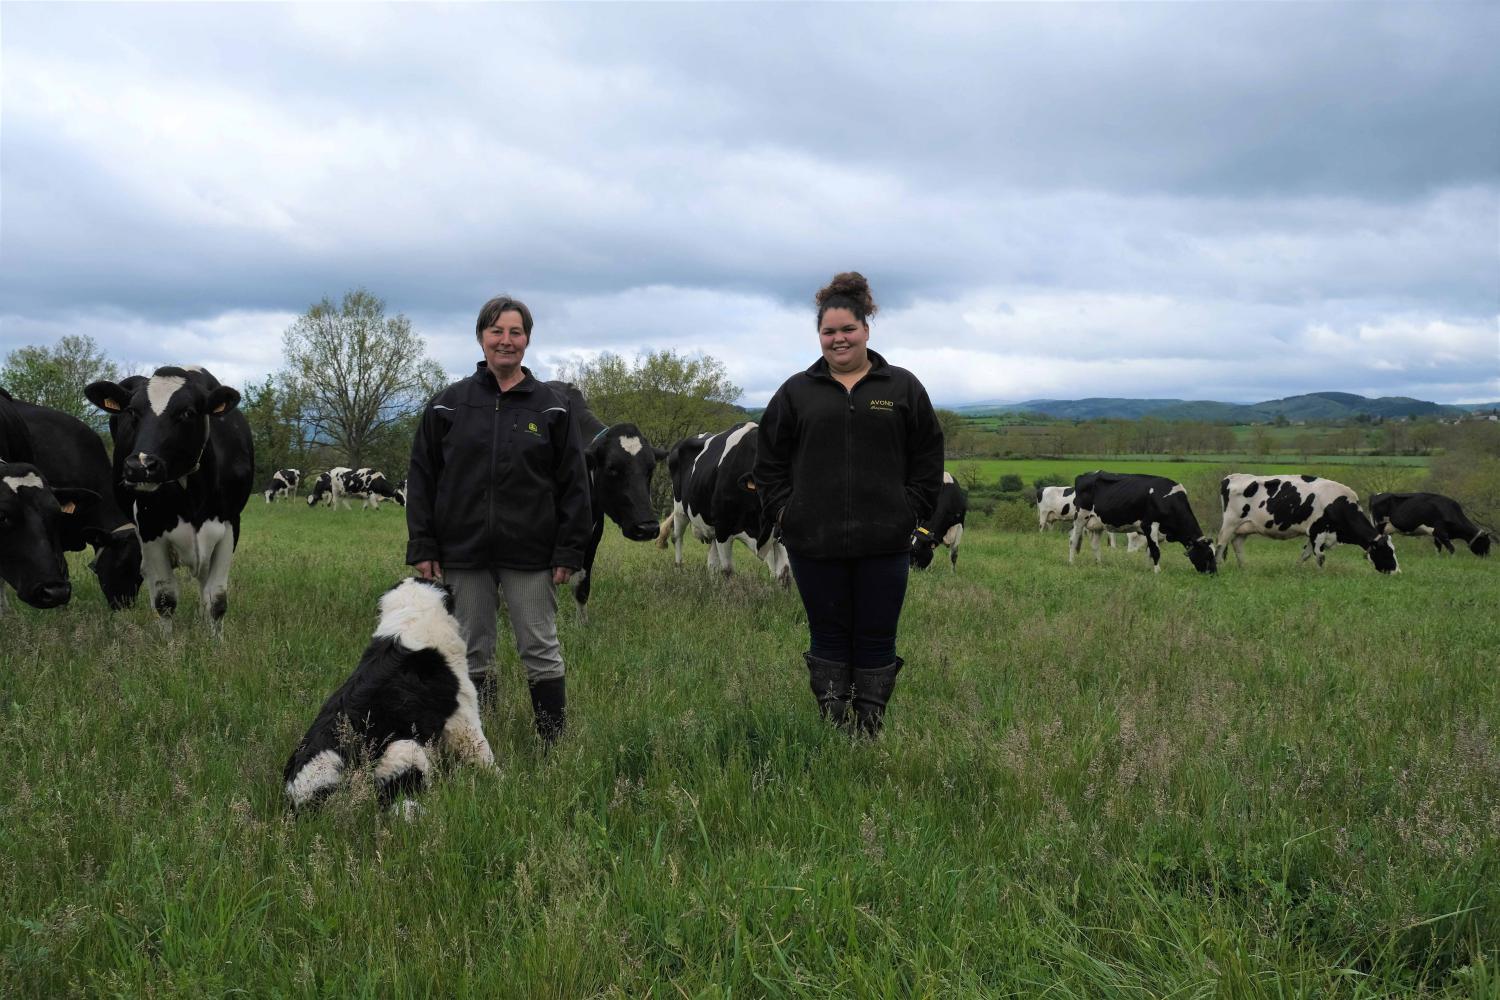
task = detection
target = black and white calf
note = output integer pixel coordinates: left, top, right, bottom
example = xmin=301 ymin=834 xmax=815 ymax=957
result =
xmin=283 ymin=577 xmax=494 ymax=810
xmin=10 ymin=395 xmax=143 ymax=609
xmin=1069 ymin=471 xmax=1217 ymax=574
xmin=665 ymin=423 xmax=790 ymax=584
xmin=263 ymin=468 xmax=301 ymax=503
xmin=911 ymin=472 xmax=967 ymax=571
xmin=86 ymin=366 xmax=255 ymax=631
xmin=1038 ymin=482 xmax=1136 ymax=551
xmin=1217 ymin=474 xmax=1398 ymax=573
xmin=1371 ymin=492 xmax=1492 ymax=557
xmin=544 ymin=381 xmax=667 ymax=619
xmin=306 ymin=467 xmax=350 ymax=508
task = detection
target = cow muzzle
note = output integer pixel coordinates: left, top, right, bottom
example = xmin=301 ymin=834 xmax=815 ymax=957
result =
xmin=624 ymin=520 xmax=660 ymax=542
xmin=24 ymin=580 xmax=71 ymax=609
xmin=122 ymin=453 xmax=169 ymax=487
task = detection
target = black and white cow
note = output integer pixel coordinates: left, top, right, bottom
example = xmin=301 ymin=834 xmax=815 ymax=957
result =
xmin=0 ymin=389 xmax=95 ymax=609
xmin=911 ymin=472 xmax=967 ymax=571
xmin=1216 ymin=474 xmax=1398 ymax=573
xmin=1069 ymin=471 xmax=1217 ymax=574
xmin=10 ymin=395 xmax=143 ymax=609
xmin=283 ymin=577 xmax=494 ymax=811
xmin=263 ymin=468 xmax=301 ymax=503
xmin=665 ymin=423 xmax=790 ymax=584
xmin=344 ymin=468 xmax=404 ymax=509
xmin=1371 ymin=492 xmax=1492 ymax=557
xmin=86 ymin=366 xmax=255 ymax=631
xmin=393 ymin=479 xmax=408 ymax=507
xmin=306 ymin=467 xmax=350 ymax=508
xmin=1038 ymin=482 xmax=1136 ymax=551
xmin=543 ymin=382 xmax=666 ymax=619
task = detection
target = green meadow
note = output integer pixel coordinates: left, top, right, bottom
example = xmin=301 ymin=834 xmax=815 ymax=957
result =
xmin=947 ymin=456 xmax=1430 ymax=489
xmin=2 ymin=499 xmax=1496 ymax=997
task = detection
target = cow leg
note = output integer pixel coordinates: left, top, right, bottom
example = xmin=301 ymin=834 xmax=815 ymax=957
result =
xmin=1090 ymin=528 xmax=1104 ymax=563
xmin=1298 ymin=540 xmax=1316 ymax=565
xmin=1067 ymin=518 xmax=1084 ymax=564
xmin=196 ymin=519 xmax=235 ymax=637
xmin=1145 ymin=532 xmax=1162 ymax=573
xmin=1433 ymin=529 xmax=1453 ymax=554
xmin=572 ymin=515 xmax=605 ymax=622
xmin=671 ymin=505 xmax=689 ymax=567
xmin=946 ymin=524 xmax=963 ymax=572
xmin=710 ymin=539 xmax=736 ymax=576
xmin=1215 ymin=522 xmax=1237 ymax=566
xmin=140 ymin=535 xmax=179 ymax=626
xmin=1231 ymin=536 xmax=1246 ymax=567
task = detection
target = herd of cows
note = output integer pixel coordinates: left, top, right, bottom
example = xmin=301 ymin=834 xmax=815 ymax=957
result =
xmin=1 ymin=364 xmax=1493 ymax=620
xmin=2 ymin=364 xmax=1494 ymax=809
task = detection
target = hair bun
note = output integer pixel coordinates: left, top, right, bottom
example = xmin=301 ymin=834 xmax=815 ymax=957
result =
xmin=814 ymin=271 xmax=878 ymax=320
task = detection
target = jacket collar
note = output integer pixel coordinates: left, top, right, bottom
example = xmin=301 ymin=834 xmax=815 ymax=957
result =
xmin=804 ymin=349 xmax=892 ymax=382
xmin=472 ymin=361 xmax=537 ymax=394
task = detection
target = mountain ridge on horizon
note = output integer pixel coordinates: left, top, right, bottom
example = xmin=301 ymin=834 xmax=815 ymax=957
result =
xmin=947 ymin=391 xmax=1500 ymax=422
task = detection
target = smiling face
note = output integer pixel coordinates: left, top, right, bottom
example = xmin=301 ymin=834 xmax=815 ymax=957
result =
xmin=480 ymin=310 xmax=529 ymax=382
xmin=818 ymin=307 xmax=870 ymax=374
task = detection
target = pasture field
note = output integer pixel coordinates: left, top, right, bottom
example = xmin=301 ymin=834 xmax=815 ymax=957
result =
xmin=2 ymin=501 xmax=1497 ymax=997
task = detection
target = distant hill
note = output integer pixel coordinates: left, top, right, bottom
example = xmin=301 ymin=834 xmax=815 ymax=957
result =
xmin=952 ymin=391 xmax=1476 ymax=423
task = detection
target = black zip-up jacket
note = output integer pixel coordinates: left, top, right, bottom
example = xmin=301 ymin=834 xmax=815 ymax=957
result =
xmin=405 ymin=364 xmax=590 ymax=572
xmin=755 ymin=350 xmax=944 ymax=559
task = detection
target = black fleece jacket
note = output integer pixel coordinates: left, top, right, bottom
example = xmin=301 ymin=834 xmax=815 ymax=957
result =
xmin=754 ymin=351 xmax=944 ymax=559
xmin=405 ymin=364 xmax=590 ymax=572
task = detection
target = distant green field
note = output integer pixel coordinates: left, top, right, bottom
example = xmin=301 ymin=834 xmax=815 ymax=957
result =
xmin=947 ymin=456 xmax=1430 ymax=489
xmin=2 ymin=503 xmax=1494 ymax=996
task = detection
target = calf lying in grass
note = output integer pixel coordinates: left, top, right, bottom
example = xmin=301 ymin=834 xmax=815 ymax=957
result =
xmin=283 ymin=577 xmax=494 ymax=810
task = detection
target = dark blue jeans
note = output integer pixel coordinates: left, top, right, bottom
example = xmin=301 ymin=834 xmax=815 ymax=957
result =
xmin=788 ymin=551 xmax=910 ymax=668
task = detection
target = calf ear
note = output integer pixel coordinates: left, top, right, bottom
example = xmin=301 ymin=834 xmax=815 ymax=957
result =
xmin=85 ymin=381 xmax=131 ymax=413
xmin=52 ymin=487 xmax=100 ymax=514
xmin=737 ymin=472 xmax=758 ymax=494
xmin=205 ymin=386 xmax=241 ymax=415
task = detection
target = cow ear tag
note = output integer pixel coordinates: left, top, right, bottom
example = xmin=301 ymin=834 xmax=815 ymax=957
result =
xmin=745 ymin=481 xmax=756 ymax=491
xmin=103 ymin=398 xmax=122 ymax=412
xmin=60 ymin=501 xmax=77 ymax=515
xmin=211 ymin=401 xmax=229 ymax=414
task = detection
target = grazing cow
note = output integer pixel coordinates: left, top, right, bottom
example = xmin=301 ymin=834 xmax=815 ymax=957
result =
xmin=1038 ymin=482 xmax=1134 ymax=550
xmin=344 ymin=468 xmax=404 ymax=509
xmin=1372 ymin=491 xmax=1491 ymax=557
xmin=10 ymin=396 xmax=143 ymax=609
xmin=1216 ymin=474 xmax=1398 ymax=573
xmin=263 ymin=468 xmax=301 ymax=503
xmin=86 ymin=366 xmax=255 ymax=632
xmin=911 ymin=472 xmax=968 ymax=571
xmin=393 ymin=479 xmax=408 ymax=507
xmin=1069 ymin=471 xmax=1217 ymax=574
xmin=542 ymin=381 xmax=667 ymax=619
xmin=306 ymin=467 xmax=350 ymax=508
xmin=1 ymin=389 xmax=95 ymax=609
xmin=666 ymin=422 xmax=790 ymax=584
xmin=283 ymin=577 xmax=494 ymax=811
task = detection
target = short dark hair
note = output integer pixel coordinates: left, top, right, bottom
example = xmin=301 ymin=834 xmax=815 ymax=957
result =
xmin=476 ymin=296 xmax=533 ymax=340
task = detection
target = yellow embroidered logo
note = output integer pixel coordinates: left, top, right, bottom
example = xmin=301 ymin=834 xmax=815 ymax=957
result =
xmin=869 ymin=398 xmax=895 ymax=410
xmin=527 ymin=422 xmax=540 ymax=434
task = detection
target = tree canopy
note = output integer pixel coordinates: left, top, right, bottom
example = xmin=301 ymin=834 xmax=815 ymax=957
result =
xmin=555 ymin=349 xmax=744 ymax=452
xmin=280 ymin=289 xmax=447 ymax=469
xmin=0 ymin=335 xmax=121 ymax=432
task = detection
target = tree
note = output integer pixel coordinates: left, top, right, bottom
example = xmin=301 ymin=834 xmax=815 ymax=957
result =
xmin=1 ymin=335 xmax=121 ymax=431
xmin=554 ymin=349 xmax=743 ymax=452
xmin=279 ymin=289 xmax=447 ymax=469
xmin=240 ymin=377 xmax=317 ymax=485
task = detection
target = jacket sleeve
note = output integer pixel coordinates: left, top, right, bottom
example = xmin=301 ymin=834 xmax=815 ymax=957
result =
xmin=405 ymin=393 xmax=446 ymax=565
xmin=550 ymin=402 xmax=592 ymax=570
xmin=904 ymin=376 xmax=945 ymax=524
xmin=753 ymin=384 xmax=795 ymax=538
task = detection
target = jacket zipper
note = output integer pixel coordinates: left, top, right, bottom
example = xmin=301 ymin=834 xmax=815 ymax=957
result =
xmin=489 ymin=394 xmax=500 ymax=556
xmin=844 ymin=384 xmax=854 ymax=554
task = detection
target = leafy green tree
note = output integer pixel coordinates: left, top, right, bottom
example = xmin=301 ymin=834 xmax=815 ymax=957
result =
xmin=1 ymin=335 xmax=121 ymax=432
xmin=279 ymin=289 xmax=447 ymax=469
xmin=240 ymin=377 xmax=317 ymax=485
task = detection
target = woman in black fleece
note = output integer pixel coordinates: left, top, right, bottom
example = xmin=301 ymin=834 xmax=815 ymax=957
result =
xmin=754 ymin=272 xmax=944 ymax=735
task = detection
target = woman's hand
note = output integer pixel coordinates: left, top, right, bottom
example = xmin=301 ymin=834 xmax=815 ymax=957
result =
xmin=415 ymin=560 xmax=443 ymax=581
xmin=552 ymin=567 xmax=574 ymax=585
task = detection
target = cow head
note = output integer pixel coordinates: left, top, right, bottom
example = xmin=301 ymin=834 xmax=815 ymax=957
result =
xmin=1365 ymin=535 xmax=1399 ymax=574
xmin=587 ymin=424 xmax=664 ymax=542
xmin=910 ymin=527 xmax=939 ymax=570
xmin=307 ymin=473 xmax=332 ymax=506
xmin=86 ymin=368 xmax=240 ymax=492
xmin=1470 ymin=533 xmax=1493 ymax=557
xmin=82 ymin=524 xmax=143 ymax=610
xmin=1184 ymin=537 xmax=1218 ymax=574
xmin=0 ymin=462 xmax=96 ymax=608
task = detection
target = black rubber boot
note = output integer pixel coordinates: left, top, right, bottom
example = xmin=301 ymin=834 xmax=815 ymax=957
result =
xmin=852 ymin=658 xmax=903 ymax=737
xmin=804 ymin=654 xmax=853 ymax=728
xmin=529 ymin=677 xmax=567 ymax=746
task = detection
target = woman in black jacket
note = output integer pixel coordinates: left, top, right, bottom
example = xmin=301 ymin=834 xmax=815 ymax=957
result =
xmin=755 ymin=272 xmax=944 ymax=735
xmin=405 ymin=295 xmax=591 ymax=744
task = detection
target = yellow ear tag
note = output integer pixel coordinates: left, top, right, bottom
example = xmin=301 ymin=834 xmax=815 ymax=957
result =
xmin=745 ymin=481 xmax=756 ymax=491
xmin=212 ymin=402 xmax=229 ymax=414
xmin=917 ymin=527 xmax=931 ymax=535
xmin=103 ymin=398 xmax=122 ymax=412
xmin=61 ymin=501 xmax=77 ymax=515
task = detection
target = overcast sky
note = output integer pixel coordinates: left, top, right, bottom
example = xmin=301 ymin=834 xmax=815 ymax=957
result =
xmin=3 ymin=3 xmax=1497 ymax=407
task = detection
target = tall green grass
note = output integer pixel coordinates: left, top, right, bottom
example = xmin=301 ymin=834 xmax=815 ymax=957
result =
xmin=2 ymin=501 xmax=1495 ymax=997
